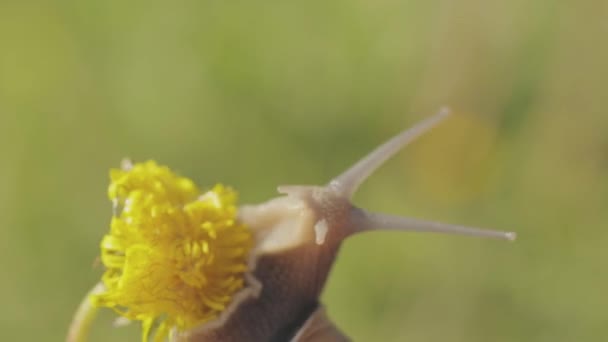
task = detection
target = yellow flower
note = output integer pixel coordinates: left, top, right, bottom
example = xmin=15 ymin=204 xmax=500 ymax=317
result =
xmin=77 ymin=161 xmax=253 ymax=342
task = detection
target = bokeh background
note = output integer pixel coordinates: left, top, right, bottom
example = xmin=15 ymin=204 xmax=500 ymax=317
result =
xmin=1 ymin=1 xmax=607 ymax=341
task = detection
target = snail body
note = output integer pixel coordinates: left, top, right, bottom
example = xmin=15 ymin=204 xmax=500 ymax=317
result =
xmin=68 ymin=108 xmax=515 ymax=342
xmin=184 ymin=108 xmax=515 ymax=341
xmin=186 ymin=187 xmax=350 ymax=341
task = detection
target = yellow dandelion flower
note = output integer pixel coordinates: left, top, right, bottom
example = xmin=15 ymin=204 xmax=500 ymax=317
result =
xmin=68 ymin=161 xmax=253 ymax=342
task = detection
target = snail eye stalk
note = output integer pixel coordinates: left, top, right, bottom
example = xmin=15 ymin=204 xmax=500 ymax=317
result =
xmin=330 ymin=107 xmax=451 ymax=199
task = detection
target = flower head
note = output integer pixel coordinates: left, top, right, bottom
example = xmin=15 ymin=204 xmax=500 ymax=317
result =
xmin=89 ymin=161 xmax=252 ymax=341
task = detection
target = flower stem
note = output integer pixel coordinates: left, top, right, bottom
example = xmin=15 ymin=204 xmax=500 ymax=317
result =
xmin=67 ymin=283 xmax=105 ymax=342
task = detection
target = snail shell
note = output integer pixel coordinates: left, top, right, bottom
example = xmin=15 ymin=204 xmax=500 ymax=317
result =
xmin=182 ymin=108 xmax=515 ymax=341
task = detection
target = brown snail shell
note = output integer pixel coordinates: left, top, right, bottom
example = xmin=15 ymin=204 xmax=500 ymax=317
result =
xmin=291 ymin=306 xmax=349 ymax=342
xmin=180 ymin=108 xmax=515 ymax=341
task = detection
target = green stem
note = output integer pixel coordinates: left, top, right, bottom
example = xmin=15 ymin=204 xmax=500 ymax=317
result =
xmin=67 ymin=282 xmax=105 ymax=342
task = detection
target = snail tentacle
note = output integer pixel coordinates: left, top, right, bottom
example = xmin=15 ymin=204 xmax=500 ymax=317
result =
xmin=330 ymin=107 xmax=451 ymax=198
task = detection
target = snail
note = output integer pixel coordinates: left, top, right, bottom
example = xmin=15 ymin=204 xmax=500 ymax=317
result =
xmin=67 ymin=108 xmax=516 ymax=342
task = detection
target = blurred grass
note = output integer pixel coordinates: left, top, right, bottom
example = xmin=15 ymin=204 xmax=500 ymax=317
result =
xmin=0 ymin=0 xmax=607 ymax=341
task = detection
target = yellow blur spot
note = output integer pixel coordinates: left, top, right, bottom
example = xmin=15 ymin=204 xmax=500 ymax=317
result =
xmin=407 ymin=113 xmax=499 ymax=204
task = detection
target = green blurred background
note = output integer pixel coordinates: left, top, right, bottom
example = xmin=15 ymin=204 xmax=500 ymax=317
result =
xmin=1 ymin=0 xmax=607 ymax=341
